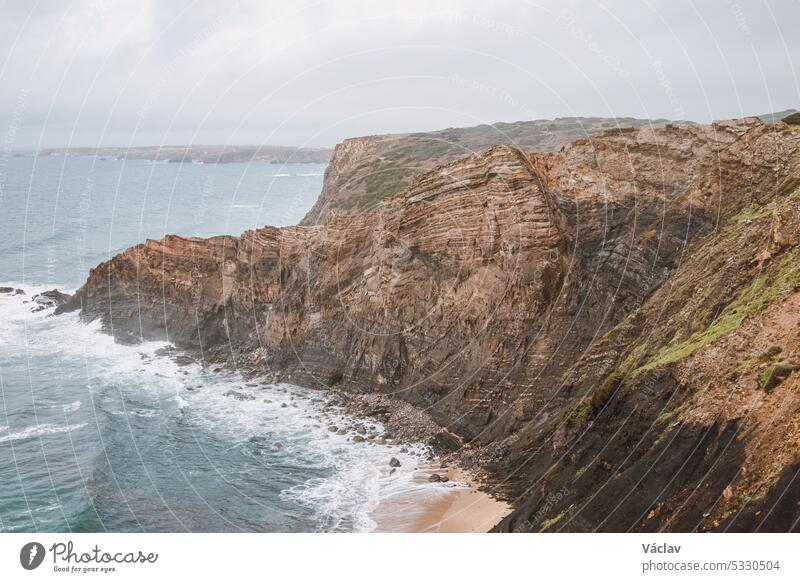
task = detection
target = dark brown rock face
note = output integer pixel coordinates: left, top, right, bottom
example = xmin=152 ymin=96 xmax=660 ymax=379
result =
xmin=67 ymin=117 xmax=800 ymax=531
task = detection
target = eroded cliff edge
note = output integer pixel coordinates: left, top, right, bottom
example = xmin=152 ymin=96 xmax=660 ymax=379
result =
xmin=64 ymin=117 xmax=800 ymax=531
xmin=301 ymin=116 xmax=665 ymax=224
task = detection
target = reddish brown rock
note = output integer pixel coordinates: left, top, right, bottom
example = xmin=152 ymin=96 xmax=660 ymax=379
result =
xmin=65 ymin=117 xmax=800 ymax=532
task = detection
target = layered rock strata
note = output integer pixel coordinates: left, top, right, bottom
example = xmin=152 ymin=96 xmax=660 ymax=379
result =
xmin=63 ymin=117 xmax=800 ymax=531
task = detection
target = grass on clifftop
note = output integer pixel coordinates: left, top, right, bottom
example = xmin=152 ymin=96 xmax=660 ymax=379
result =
xmin=634 ymin=248 xmax=800 ymax=374
xmin=783 ymin=111 xmax=800 ymax=125
xmin=732 ymin=203 xmax=775 ymax=224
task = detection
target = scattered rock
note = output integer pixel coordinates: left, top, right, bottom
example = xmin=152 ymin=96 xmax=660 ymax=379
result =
xmin=389 ymin=457 xmax=401 ymax=468
xmin=30 ymin=289 xmax=71 ymax=312
xmin=173 ymin=355 xmax=194 ymax=366
xmin=429 ymin=430 xmax=461 ymax=453
xmin=352 ymin=435 xmax=365 ymax=443
xmin=223 ymin=390 xmax=255 ymax=401
xmin=428 ymin=473 xmax=442 ymax=482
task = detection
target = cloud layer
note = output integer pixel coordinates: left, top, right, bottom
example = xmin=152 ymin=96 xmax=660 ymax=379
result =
xmin=1 ymin=0 xmax=798 ymax=148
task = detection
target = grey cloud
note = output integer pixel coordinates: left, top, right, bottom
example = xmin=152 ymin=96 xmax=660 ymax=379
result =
xmin=1 ymin=0 xmax=797 ymax=149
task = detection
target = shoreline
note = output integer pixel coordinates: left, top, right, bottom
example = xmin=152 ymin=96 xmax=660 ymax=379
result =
xmin=370 ymin=463 xmax=512 ymax=533
xmin=331 ymin=390 xmax=512 ymax=532
xmin=0 ymin=288 xmax=510 ymax=534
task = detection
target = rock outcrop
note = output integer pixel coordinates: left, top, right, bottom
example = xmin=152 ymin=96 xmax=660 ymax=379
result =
xmin=64 ymin=116 xmax=800 ymax=531
xmin=301 ymin=116 xmax=669 ymax=224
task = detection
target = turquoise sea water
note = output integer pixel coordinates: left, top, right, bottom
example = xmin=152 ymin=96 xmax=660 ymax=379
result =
xmin=0 ymin=155 xmax=436 ymax=532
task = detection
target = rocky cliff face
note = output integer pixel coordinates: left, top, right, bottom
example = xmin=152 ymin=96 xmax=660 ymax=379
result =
xmin=65 ymin=116 xmax=800 ymax=531
xmin=301 ymin=116 xmax=667 ymax=225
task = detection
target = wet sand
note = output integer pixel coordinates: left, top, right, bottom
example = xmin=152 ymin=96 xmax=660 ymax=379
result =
xmin=371 ymin=465 xmax=511 ymax=533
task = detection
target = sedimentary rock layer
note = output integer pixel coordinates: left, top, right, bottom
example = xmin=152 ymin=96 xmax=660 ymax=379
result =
xmin=65 ymin=116 xmax=800 ymax=531
xmin=301 ymin=116 xmax=668 ymax=224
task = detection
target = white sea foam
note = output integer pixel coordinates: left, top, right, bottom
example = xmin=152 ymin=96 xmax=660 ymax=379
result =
xmin=176 ymin=378 xmax=438 ymax=532
xmin=0 ymin=422 xmax=87 ymax=444
xmin=0 ymin=283 xmax=446 ymax=531
xmin=61 ymin=401 xmax=82 ymax=413
xmin=0 ymin=283 xmax=182 ymax=400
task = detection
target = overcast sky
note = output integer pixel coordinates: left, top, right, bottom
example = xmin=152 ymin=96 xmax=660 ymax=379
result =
xmin=1 ymin=0 xmax=798 ymax=148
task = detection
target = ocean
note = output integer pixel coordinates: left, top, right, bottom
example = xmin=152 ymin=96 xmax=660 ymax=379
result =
xmin=0 ymin=154 xmax=442 ymax=532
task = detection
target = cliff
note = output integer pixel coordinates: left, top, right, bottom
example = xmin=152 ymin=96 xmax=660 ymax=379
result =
xmin=64 ymin=116 xmax=800 ymax=531
xmin=301 ymin=116 xmax=668 ymax=224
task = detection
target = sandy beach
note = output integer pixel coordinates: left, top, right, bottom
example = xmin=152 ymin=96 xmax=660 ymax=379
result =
xmin=370 ymin=464 xmax=511 ymax=533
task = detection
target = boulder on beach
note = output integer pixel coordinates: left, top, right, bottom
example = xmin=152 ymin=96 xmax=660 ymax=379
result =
xmin=428 ymin=473 xmax=442 ymax=482
xmin=389 ymin=457 xmax=401 ymax=468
